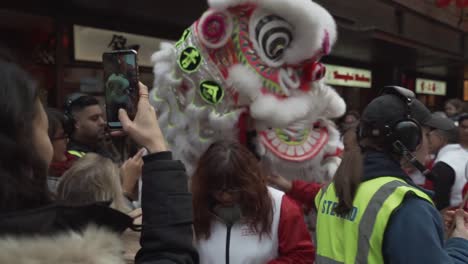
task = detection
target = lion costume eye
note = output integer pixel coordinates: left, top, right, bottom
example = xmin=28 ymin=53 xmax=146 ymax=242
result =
xmin=251 ymin=13 xmax=293 ymax=67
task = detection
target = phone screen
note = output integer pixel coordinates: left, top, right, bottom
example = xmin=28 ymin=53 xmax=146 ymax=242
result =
xmin=103 ymin=50 xmax=139 ymax=129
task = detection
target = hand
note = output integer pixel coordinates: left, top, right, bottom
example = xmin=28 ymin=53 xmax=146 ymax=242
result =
xmin=268 ymin=173 xmax=292 ymax=193
xmin=121 ymin=148 xmax=145 ymax=196
xmin=445 ymin=209 xmax=468 ymax=239
xmin=128 ymin=208 xmax=142 ymax=225
xmin=118 ymin=82 xmax=167 ymax=153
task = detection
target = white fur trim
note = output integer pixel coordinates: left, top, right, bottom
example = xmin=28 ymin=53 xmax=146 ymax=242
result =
xmin=322 ymin=157 xmax=341 ymax=180
xmin=317 ymin=83 xmax=346 ymax=119
xmin=208 ymin=0 xmax=337 ymax=64
xmin=250 ymin=94 xmax=313 ymax=128
xmin=227 ymin=64 xmax=263 ymax=100
xmin=208 ymin=109 xmax=244 ymax=132
xmin=0 ymin=225 xmax=124 ymax=264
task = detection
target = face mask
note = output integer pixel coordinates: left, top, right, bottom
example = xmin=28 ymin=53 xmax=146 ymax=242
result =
xmin=213 ymin=204 xmax=242 ymax=227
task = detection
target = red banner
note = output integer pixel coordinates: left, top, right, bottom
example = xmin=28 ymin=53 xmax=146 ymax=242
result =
xmin=437 ymin=0 xmax=453 ymax=7
xmin=436 ymin=0 xmax=468 ymax=7
xmin=456 ymin=0 xmax=468 ymax=7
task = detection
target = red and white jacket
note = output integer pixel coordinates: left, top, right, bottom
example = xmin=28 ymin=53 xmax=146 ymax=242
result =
xmin=197 ymin=187 xmax=315 ymax=264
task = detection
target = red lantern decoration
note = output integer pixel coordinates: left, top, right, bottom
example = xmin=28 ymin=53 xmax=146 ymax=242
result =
xmin=436 ymin=0 xmax=468 ymax=7
xmin=437 ymin=0 xmax=453 ymax=7
xmin=456 ymin=0 xmax=468 ymax=7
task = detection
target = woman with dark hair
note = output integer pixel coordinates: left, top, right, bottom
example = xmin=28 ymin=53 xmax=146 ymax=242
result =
xmin=192 ymin=140 xmax=314 ymax=264
xmin=315 ymin=87 xmax=468 ymax=264
xmin=45 ymin=108 xmax=77 ymax=193
xmin=0 ymin=59 xmax=51 ymax=212
xmin=0 ymin=58 xmax=198 ymax=263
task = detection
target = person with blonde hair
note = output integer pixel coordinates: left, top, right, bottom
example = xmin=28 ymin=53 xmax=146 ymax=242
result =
xmin=57 ymin=151 xmax=144 ymax=263
xmin=57 ymin=153 xmax=131 ymax=212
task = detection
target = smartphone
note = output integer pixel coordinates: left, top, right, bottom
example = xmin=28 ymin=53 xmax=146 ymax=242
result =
xmin=103 ymin=50 xmax=139 ymax=129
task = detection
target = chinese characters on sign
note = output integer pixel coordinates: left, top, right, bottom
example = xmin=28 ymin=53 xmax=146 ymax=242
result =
xmin=108 ymin=35 xmax=140 ymax=51
xmin=323 ymin=64 xmax=372 ymax=88
xmin=73 ymin=25 xmax=173 ymax=67
xmin=415 ymin=78 xmax=447 ymax=96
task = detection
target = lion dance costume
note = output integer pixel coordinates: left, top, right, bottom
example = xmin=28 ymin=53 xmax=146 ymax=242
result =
xmin=150 ymin=0 xmax=346 ymax=184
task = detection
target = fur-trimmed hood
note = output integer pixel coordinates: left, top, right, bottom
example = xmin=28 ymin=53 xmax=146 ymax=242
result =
xmin=0 ymin=225 xmax=126 ymax=264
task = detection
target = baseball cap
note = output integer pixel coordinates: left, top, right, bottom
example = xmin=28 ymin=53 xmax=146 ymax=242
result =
xmin=361 ymin=88 xmax=455 ymax=131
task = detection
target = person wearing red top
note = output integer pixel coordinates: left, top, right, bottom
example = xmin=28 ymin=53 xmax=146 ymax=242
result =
xmin=46 ymin=108 xmax=77 ymax=193
xmin=462 ymin=184 xmax=468 ymax=212
xmin=192 ymin=140 xmax=315 ymax=264
xmin=269 ymin=175 xmax=323 ymax=210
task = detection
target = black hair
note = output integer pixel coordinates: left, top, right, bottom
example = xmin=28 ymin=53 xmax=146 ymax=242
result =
xmin=0 ymin=58 xmax=51 ymax=212
xmin=46 ymin=108 xmax=66 ymax=139
xmin=69 ymin=95 xmax=100 ymax=115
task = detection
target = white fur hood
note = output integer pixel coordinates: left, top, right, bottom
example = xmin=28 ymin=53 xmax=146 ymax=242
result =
xmin=0 ymin=225 xmax=125 ymax=264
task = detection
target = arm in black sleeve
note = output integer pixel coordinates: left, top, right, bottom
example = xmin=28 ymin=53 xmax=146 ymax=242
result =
xmin=135 ymin=151 xmax=199 ymax=264
xmin=431 ymin=162 xmax=456 ymax=210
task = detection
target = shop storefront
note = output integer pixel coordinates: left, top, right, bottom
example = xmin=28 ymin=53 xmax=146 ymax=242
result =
xmin=0 ymin=6 xmax=184 ymax=108
xmin=402 ymin=74 xmax=449 ymax=111
xmin=323 ymin=64 xmax=374 ymax=112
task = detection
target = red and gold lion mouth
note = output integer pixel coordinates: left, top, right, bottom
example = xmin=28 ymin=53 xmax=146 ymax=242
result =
xmin=259 ymin=125 xmax=329 ymax=162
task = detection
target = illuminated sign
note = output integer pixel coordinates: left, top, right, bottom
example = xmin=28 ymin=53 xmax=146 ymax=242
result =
xmin=73 ymin=25 xmax=173 ymax=67
xmin=323 ymin=64 xmax=372 ymax=88
xmin=415 ymin=78 xmax=447 ymax=96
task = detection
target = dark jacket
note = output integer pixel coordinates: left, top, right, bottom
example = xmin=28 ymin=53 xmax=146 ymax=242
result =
xmin=363 ymin=152 xmax=468 ymax=264
xmin=136 ymin=151 xmax=198 ymax=264
xmin=0 ymin=151 xmax=198 ymax=264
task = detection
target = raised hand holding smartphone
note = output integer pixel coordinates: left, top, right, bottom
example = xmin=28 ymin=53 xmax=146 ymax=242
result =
xmin=103 ymin=50 xmax=139 ymax=129
xmin=118 ymin=82 xmax=167 ymax=154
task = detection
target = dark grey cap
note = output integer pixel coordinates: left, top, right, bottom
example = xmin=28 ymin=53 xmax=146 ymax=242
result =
xmin=362 ymin=93 xmax=455 ymax=131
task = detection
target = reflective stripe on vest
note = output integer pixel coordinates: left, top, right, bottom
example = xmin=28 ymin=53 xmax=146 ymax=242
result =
xmin=315 ymin=177 xmax=433 ymax=264
xmin=67 ymin=150 xmax=86 ymax=158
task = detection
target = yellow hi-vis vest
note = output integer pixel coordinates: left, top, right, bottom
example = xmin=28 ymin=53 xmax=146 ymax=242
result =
xmin=67 ymin=150 xmax=86 ymax=158
xmin=315 ymin=177 xmax=434 ymax=264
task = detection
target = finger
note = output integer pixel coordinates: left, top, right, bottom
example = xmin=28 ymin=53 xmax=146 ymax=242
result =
xmin=128 ymin=208 xmax=142 ymax=218
xmin=455 ymin=209 xmax=466 ymax=229
xmin=446 ymin=210 xmax=456 ymax=216
xmin=110 ymin=130 xmax=127 ymax=137
xmin=139 ymin=82 xmax=149 ymax=100
xmin=119 ymin=109 xmax=133 ymax=132
xmin=134 ymin=148 xmax=145 ymax=159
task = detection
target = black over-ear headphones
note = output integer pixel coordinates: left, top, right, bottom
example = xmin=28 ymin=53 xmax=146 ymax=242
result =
xmin=361 ymin=86 xmax=422 ymax=156
xmin=63 ymin=93 xmax=85 ymax=135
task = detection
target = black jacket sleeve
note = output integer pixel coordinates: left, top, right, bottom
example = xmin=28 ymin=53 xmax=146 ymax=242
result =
xmin=135 ymin=151 xmax=199 ymax=264
xmin=432 ymin=162 xmax=456 ymax=210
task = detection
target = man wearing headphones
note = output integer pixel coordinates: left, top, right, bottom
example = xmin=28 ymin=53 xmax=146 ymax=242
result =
xmin=64 ymin=94 xmax=113 ymax=160
xmin=314 ymin=86 xmax=468 ymax=264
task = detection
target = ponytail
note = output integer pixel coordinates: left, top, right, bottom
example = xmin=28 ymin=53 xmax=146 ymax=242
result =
xmin=333 ymin=128 xmax=364 ymax=216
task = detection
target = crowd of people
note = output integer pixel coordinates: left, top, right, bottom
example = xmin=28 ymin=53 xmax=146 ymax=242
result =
xmin=1 ymin=53 xmax=468 ymax=264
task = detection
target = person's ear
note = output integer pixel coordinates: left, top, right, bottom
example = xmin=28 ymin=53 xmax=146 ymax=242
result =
xmin=74 ymin=119 xmax=80 ymax=130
